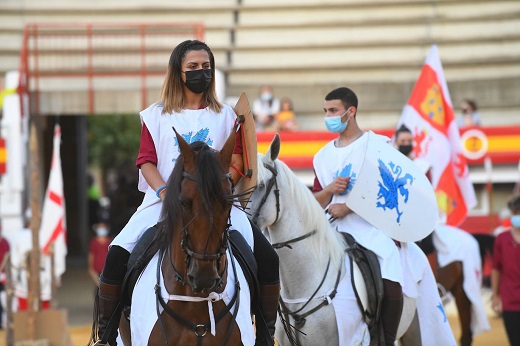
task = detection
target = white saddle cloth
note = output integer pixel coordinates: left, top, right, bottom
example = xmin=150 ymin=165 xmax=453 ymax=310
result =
xmin=129 ymin=251 xmax=254 ymax=345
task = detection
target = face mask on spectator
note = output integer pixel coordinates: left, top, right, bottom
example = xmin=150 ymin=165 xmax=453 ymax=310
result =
xmin=511 ymin=215 xmax=520 ymax=228
xmin=398 ymin=144 xmax=413 ymax=156
xmin=261 ymin=92 xmax=272 ymax=102
xmin=96 ymin=227 xmax=109 ymax=237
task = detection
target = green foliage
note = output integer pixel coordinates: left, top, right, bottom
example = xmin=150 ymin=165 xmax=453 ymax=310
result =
xmin=87 ymin=115 xmax=141 ymax=169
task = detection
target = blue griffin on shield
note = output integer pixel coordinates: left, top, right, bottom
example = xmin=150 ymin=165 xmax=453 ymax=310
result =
xmin=375 ymin=159 xmax=414 ymax=223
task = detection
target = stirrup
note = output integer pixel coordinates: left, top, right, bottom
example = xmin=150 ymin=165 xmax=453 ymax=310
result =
xmin=437 ymin=283 xmax=451 ymax=305
xmin=93 ymin=341 xmax=110 ymax=346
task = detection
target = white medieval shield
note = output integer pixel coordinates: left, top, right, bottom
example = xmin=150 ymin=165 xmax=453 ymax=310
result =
xmin=345 ymin=132 xmax=438 ymax=242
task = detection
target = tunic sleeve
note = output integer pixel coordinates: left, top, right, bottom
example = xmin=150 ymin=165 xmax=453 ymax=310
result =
xmin=136 ymin=123 xmax=158 ymax=168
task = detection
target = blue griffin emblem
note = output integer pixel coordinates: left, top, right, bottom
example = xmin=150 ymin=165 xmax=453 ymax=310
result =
xmin=436 ymin=302 xmax=447 ymax=323
xmin=173 ymin=128 xmax=214 ymax=162
xmin=375 ymin=159 xmax=413 ymax=223
xmin=333 ymin=164 xmax=357 ymax=196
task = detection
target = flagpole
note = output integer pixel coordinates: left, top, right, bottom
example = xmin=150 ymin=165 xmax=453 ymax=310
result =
xmin=28 ymin=120 xmax=42 ymax=340
xmin=484 ymin=156 xmax=494 ymax=227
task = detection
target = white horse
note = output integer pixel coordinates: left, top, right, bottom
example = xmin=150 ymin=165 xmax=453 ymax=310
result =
xmin=248 ymin=134 xmax=419 ymax=346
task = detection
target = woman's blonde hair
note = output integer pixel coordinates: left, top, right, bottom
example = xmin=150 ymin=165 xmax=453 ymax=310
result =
xmin=160 ymin=40 xmax=222 ymax=114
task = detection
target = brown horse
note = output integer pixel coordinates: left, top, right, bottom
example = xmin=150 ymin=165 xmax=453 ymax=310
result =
xmin=121 ymin=128 xmax=246 ymax=345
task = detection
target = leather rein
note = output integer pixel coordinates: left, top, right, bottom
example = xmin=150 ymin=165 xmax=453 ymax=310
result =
xmin=256 ymin=161 xmax=343 ymax=345
xmin=154 ymin=170 xmax=241 ymax=346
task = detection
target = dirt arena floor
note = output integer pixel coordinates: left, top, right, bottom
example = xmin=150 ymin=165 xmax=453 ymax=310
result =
xmin=0 ymin=311 xmax=510 ymax=345
xmin=0 ymin=260 xmax=511 ymax=345
xmin=66 ymin=315 xmax=510 ymax=345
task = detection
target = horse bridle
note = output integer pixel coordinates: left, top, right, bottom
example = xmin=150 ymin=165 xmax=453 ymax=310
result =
xmin=170 ymin=170 xmax=234 ymax=289
xmin=154 ymin=169 xmax=240 ymax=346
xmin=252 ymin=162 xmax=280 ymax=225
xmin=253 ymin=163 xmax=342 ymax=345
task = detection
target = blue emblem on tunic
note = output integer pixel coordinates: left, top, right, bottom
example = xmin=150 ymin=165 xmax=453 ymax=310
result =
xmin=173 ymin=128 xmax=213 ymax=162
xmin=333 ymin=164 xmax=357 ymax=196
xmin=375 ymin=159 xmax=413 ymax=223
xmin=436 ymin=302 xmax=447 ymax=323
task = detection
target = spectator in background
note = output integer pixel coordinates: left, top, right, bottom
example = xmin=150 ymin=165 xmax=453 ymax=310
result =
xmin=276 ymin=97 xmax=299 ymax=131
xmin=0 ymin=225 xmax=10 ymax=329
xmin=493 ymin=207 xmax=512 ymax=236
xmin=492 ymin=195 xmax=520 ymax=346
xmin=88 ymin=222 xmax=111 ymax=284
xmin=457 ymin=99 xmax=481 ymax=128
xmin=252 ymin=85 xmax=280 ymax=132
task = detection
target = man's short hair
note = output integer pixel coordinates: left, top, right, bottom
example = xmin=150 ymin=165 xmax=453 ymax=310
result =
xmin=508 ymin=195 xmax=520 ymax=213
xmin=325 ymin=87 xmax=358 ymax=110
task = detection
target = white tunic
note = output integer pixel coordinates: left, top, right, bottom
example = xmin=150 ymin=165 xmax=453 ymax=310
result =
xmin=313 ymin=132 xmax=403 ymax=284
xmin=112 ymin=103 xmax=254 ymax=252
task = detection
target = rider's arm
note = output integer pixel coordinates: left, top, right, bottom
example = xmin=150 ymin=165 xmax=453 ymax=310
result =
xmin=312 ymin=174 xmax=350 ymax=209
xmin=231 ymin=154 xmax=243 ymax=186
xmin=141 ymin=163 xmax=167 ymax=199
xmin=137 ymin=124 xmax=167 ymax=199
xmin=230 ymin=127 xmax=244 ymax=186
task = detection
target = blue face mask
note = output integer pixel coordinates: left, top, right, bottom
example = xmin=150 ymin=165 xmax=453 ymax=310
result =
xmin=324 ymin=109 xmax=349 ymax=133
xmin=511 ymin=215 xmax=520 ymax=228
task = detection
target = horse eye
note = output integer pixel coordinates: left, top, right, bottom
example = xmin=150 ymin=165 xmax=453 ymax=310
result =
xmin=179 ymin=196 xmax=192 ymax=209
xmin=258 ymin=182 xmax=265 ymax=189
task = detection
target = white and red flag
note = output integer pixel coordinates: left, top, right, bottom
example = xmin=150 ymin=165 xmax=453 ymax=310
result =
xmin=39 ymin=124 xmax=67 ymax=277
xmin=397 ymin=45 xmax=477 ymax=226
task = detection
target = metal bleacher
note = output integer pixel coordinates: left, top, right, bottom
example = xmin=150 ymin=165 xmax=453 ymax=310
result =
xmin=0 ymin=0 xmax=519 ymax=128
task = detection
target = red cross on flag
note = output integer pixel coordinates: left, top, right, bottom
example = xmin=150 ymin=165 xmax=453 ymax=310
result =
xmin=397 ymin=45 xmax=477 ymax=226
xmin=39 ymin=124 xmax=67 ymax=277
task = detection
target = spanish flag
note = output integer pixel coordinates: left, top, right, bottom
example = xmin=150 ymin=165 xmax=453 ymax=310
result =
xmin=397 ymin=45 xmax=477 ymax=226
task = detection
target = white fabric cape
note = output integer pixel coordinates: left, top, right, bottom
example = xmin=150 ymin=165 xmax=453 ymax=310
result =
xmin=433 ymin=224 xmax=490 ymax=335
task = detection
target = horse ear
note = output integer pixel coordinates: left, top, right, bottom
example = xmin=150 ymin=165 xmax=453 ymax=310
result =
xmin=173 ymin=127 xmax=195 ymax=171
xmin=219 ymin=124 xmax=237 ymax=170
xmin=264 ymin=133 xmax=280 ymax=164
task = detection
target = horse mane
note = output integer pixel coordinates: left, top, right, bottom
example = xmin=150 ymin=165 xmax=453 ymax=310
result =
xmin=258 ymin=154 xmax=347 ymax=270
xmin=160 ymin=141 xmax=233 ymax=246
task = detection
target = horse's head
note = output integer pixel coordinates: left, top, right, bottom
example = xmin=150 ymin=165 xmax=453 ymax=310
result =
xmin=162 ymin=127 xmax=236 ymax=294
xmin=249 ymin=133 xmax=281 ymax=230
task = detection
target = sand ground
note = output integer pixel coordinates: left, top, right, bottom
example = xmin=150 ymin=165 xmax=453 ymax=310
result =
xmin=0 ymin=259 xmax=511 ymax=345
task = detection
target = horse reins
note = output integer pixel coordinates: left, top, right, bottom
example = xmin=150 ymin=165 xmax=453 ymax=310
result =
xmin=255 ymin=161 xmax=344 ymax=345
xmin=153 ymin=167 xmax=241 ymax=345
xmin=155 ymin=245 xmax=240 ymax=346
xmin=252 ymin=162 xmax=280 ymax=225
xmin=177 ymin=170 xmax=233 ymax=289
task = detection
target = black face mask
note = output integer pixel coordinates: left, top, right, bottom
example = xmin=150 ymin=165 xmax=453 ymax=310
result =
xmin=398 ymin=144 xmax=413 ymax=156
xmin=184 ymin=69 xmax=212 ymax=94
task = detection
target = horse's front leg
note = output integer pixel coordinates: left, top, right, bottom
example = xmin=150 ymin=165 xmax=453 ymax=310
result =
xmin=119 ymin=312 xmax=132 ymax=346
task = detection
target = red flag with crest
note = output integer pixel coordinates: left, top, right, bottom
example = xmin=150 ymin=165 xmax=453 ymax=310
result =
xmin=397 ymin=45 xmax=477 ymax=226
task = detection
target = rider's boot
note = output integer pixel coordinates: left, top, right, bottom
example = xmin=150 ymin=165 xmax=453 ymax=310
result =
xmin=255 ymin=282 xmax=280 ymax=346
xmin=381 ymin=279 xmax=403 ymax=346
xmin=94 ymin=280 xmax=122 ymax=345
